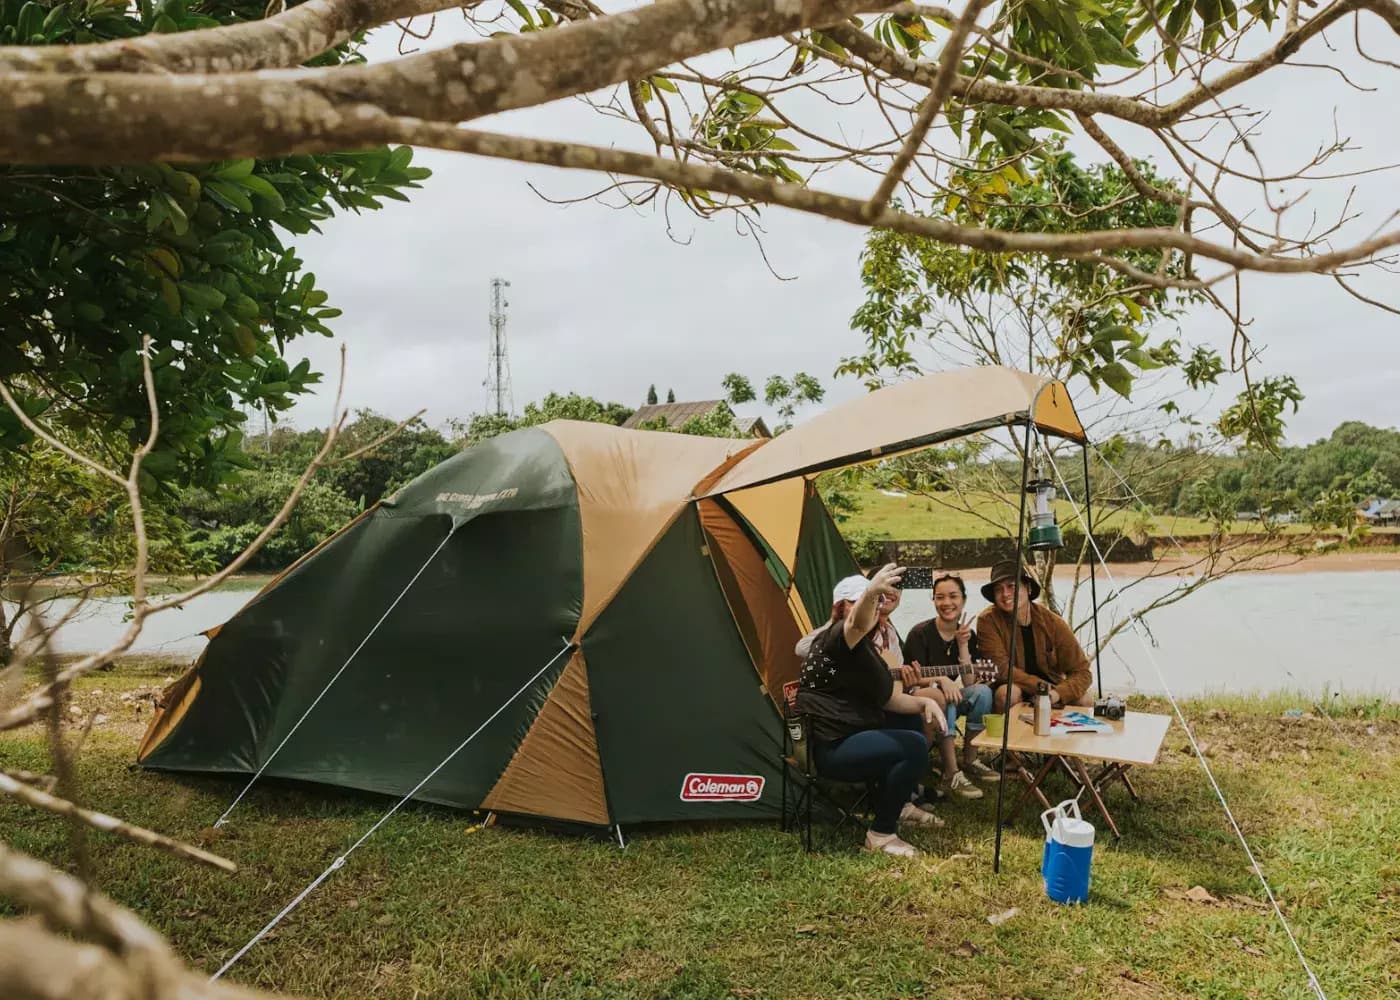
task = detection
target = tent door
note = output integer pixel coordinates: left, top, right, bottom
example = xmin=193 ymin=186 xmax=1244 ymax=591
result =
xmin=697 ymin=498 xmax=805 ymax=705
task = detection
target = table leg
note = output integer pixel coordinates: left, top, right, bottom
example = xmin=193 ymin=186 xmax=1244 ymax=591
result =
xmin=1091 ymin=762 xmax=1141 ymax=804
xmin=1073 ymin=757 xmax=1121 ymax=839
xmin=1119 ymin=767 xmax=1141 ymax=802
xmin=1007 ymin=752 xmax=1056 ymax=823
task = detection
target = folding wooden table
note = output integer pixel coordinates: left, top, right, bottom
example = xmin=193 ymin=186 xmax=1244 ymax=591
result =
xmin=972 ymin=709 xmax=1173 ymax=838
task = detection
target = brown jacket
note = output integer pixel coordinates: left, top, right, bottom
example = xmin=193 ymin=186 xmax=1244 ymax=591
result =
xmin=975 ymin=602 xmax=1093 ymax=705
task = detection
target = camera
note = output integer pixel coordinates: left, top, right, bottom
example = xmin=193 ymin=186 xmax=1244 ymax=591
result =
xmin=1093 ymin=695 xmax=1126 ymax=721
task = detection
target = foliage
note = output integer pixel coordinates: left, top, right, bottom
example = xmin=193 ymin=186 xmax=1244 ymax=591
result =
xmin=721 ymin=374 xmax=756 ymax=405
xmin=691 ymin=81 xmax=801 ymax=186
xmin=0 ymin=438 xmax=201 ymax=655
xmin=721 ymin=370 xmax=825 ymax=433
xmin=1185 ymin=421 xmax=1400 ymax=516
xmin=646 ymin=384 xmax=658 ymax=405
xmin=843 ymin=152 xmax=1204 ymax=404
xmin=457 ymin=393 xmax=634 ymax=446
xmin=180 ymin=469 xmax=358 ymax=570
xmin=1217 ymin=376 xmax=1305 ymax=452
xmin=1308 ymin=488 xmax=1363 ymax=537
xmin=0 ymin=0 xmax=430 ymax=487
xmin=815 ymin=467 xmax=865 ymax=524
xmin=637 ymin=404 xmax=746 ymax=438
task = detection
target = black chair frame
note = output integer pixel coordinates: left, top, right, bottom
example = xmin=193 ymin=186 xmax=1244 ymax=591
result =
xmin=779 ymin=709 xmax=872 ymax=852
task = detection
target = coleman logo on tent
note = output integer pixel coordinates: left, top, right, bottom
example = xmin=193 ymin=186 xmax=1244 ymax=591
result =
xmin=680 ymin=773 xmax=764 ymax=802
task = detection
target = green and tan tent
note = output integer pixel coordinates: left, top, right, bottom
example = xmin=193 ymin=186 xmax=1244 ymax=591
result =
xmin=139 ymin=366 xmax=1085 ymax=830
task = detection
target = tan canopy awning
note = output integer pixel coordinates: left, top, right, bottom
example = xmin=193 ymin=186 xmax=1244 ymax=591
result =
xmin=702 ymin=366 xmax=1084 ymax=497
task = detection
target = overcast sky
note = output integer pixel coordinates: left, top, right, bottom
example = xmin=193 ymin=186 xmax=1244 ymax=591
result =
xmin=286 ymin=15 xmax=1399 ymax=447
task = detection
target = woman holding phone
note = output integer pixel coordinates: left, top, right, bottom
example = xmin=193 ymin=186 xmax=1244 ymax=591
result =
xmin=902 ymin=572 xmax=1001 ymax=798
xmin=796 ymin=564 xmax=944 ymax=858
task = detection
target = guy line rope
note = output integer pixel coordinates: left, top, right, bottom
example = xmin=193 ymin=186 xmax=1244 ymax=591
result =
xmin=214 ymin=522 xmax=460 ymax=829
xmin=1041 ymin=435 xmax=1327 ymax=1000
xmin=210 ymin=636 xmax=575 ymax=982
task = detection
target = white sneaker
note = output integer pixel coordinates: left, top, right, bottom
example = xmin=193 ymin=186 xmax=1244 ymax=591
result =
xmin=942 ymin=770 xmax=984 ymax=800
xmin=864 ymin=830 xmax=920 ymax=857
xmin=899 ymin=801 xmax=945 ymax=828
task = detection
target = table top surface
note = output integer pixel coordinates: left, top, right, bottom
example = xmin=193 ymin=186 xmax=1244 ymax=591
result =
xmin=972 ymin=709 xmax=1173 ymax=767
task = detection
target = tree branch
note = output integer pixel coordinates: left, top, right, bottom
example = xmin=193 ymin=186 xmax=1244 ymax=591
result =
xmin=827 ymin=0 xmax=1381 ymax=130
xmin=0 ymin=845 xmax=281 ymax=999
xmin=0 ymin=0 xmax=899 ymax=163
xmin=367 ymin=121 xmax=1400 ymax=275
xmin=0 ymin=0 xmax=467 ymax=74
xmin=865 ymin=0 xmax=986 ymax=218
xmin=0 ymin=773 xmax=235 ymax=872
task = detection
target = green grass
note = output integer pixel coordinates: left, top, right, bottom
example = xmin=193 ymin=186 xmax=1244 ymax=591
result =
xmin=3 ymin=659 xmax=1397 ymax=999
xmin=841 ymin=487 xmax=1316 ymax=543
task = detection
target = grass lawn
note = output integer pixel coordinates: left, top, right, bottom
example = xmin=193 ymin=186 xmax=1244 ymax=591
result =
xmin=3 ymin=658 xmax=1397 ymax=999
xmin=842 ymin=488 xmax=1315 ymax=542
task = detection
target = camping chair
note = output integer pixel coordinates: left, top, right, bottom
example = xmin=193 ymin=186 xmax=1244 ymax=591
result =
xmin=780 ymin=709 xmax=872 ymax=852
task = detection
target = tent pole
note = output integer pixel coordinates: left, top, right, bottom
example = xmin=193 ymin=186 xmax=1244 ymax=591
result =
xmin=1082 ymin=444 xmax=1104 ymax=699
xmin=992 ymin=417 xmax=1034 ymax=875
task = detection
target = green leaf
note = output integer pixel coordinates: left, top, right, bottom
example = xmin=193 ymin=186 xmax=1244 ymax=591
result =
xmin=206 ymin=179 xmax=254 ymax=213
xmin=178 ymin=281 xmax=226 ymax=315
xmin=16 ymin=2 xmax=43 ymax=39
xmin=211 ymin=159 xmax=256 ymax=180
xmin=1100 ymin=362 xmax=1133 ymax=398
xmin=234 ymin=174 xmax=286 ymax=212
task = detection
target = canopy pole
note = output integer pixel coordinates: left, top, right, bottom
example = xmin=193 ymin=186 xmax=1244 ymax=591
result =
xmin=992 ymin=417 xmax=1034 ymax=875
xmin=1082 ymin=444 xmax=1104 ymax=700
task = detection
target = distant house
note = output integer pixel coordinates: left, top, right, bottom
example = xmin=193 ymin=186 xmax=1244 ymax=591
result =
xmin=734 ymin=414 xmax=773 ymax=438
xmin=1356 ymin=498 xmax=1400 ymax=526
xmin=622 ymin=400 xmax=771 ymax=438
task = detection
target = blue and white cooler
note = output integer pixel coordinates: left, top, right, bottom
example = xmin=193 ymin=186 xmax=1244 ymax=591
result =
xmin=1040 ymin=799 xmax=1095 ymax=904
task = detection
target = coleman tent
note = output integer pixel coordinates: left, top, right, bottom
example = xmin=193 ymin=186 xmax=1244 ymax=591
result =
xmin=139 ymin=366 xmax=1085 ymax=833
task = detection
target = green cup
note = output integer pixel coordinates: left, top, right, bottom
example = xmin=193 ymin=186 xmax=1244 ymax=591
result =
xmin=982 ymin=713 xmax=1006 ymax=740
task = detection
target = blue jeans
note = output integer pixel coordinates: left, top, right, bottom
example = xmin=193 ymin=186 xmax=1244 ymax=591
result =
xmin=946 ymin=683 xmax=993 ymax=739
xmin=813 ymin=729 xmax=929 ymax=834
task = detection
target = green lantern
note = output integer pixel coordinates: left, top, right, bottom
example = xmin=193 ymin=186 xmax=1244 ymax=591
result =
xmin=1026 ymin=473 xmax=1064 ymax=551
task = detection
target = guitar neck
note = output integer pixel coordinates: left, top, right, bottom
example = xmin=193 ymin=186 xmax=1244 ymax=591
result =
xmin=888 ymin=662 xmax=978 ymax=680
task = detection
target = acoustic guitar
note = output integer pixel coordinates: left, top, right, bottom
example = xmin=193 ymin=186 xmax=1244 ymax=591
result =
xmin=888 ymin=658 xmax=1000 ymax=686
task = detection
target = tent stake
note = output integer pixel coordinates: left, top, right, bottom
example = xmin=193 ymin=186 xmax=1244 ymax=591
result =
xmin=1082 ymin=444 xmax=1104 ymax=699
xmin=614 ymin=824 xmax=627 ymax=850
xmin=992 ymin=417 xmax=1034 ymax=875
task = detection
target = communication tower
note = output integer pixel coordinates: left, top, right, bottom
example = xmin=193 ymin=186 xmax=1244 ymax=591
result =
xmin=484 ymin=277 xmax=514 ymax=417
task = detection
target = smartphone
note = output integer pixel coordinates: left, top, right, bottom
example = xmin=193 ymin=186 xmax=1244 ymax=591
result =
xmin=900 ymin=566 xmax=933 ymax=590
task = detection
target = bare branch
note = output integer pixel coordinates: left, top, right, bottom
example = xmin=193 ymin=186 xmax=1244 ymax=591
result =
xmin=865 ymin=0 xmax=987 ymax=217
xmin=0 ymin=845 xmax=281 ymax=1000
xmin=0 ymin=773 xmax=236 ymax=872
xmin=368 ymin=121 xmax=1400 ymax=276
xmin=0 ymin=0 xmax=901 ymax=163
xmin=0 ymin=0 xmax=470 ymax=74
xmin=0 ymin=349 xmax=355 ymax=733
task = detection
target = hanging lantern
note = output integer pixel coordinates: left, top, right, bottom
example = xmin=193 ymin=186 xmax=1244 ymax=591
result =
xmin=1026 ymin=471 xmax=1064 ymax=551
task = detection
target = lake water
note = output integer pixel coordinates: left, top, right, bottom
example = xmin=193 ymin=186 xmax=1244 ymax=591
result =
xmin=10 ymin=571 xmax=1399 ymax=697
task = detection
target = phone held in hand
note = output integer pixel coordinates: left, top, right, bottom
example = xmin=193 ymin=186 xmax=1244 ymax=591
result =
xmin=901 ymin=566 xmax=933 ymax=590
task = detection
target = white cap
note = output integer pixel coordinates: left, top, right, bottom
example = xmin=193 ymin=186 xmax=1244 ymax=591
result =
xmin=832 ymin=575 xmax=869 ymax=604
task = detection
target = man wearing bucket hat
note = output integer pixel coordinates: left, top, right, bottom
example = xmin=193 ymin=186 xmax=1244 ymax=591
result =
xmin=795 ymin=565 xmax=945 ymax=857
xmin=975 ymin=559 xmax=1094 ymax=712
